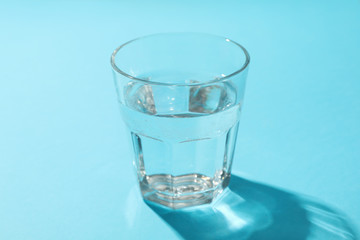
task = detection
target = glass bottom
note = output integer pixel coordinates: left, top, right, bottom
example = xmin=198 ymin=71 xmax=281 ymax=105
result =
xmin=140 ymin=172 xmax=230 ymax=209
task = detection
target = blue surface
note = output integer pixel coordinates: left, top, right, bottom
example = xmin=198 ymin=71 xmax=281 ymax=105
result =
xmin=1 ymin=0 xmax=360 ymax=239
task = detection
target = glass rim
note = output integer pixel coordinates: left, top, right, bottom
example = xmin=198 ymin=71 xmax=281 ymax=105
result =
xmin=110 ymin=32 xmax=250 ymax=86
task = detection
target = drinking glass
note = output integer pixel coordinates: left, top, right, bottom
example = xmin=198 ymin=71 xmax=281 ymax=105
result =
xmin=111 ymin=33 xmax=250 ymax=209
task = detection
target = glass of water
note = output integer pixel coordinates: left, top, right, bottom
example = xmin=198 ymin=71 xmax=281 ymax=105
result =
xmin=111 ymin=33 xmax=250 ymax=209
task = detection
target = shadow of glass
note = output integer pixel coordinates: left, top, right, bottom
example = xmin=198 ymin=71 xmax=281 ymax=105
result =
xmin=145 ymin=175 xmax=358 ymax=240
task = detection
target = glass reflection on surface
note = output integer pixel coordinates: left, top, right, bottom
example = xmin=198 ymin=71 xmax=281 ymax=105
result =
xmin=146 ymin=175 xmax=358 ymax=240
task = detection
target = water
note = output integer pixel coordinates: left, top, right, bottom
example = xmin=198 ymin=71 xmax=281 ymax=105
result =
xmin=120 ymin=80 xmax=241 ymax=209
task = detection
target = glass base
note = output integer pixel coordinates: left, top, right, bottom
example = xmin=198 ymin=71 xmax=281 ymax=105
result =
xmin=139 ymin=173 xmax=230 ymax=209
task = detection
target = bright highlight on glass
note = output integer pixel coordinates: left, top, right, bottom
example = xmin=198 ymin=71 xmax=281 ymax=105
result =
xmin=111 ymin=33 xmax=250 ymax=209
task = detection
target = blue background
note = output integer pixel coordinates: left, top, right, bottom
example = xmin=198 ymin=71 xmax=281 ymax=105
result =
xmin=1 ymin=0 xmax=359 ymax=239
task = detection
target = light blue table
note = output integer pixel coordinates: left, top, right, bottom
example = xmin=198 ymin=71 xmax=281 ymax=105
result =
xmin=1 ymin=0 xmax=359 ymax=239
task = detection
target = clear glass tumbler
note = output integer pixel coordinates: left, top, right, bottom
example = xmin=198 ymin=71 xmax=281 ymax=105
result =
xmin=111 ymin=33 xmax=250 ymax=209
